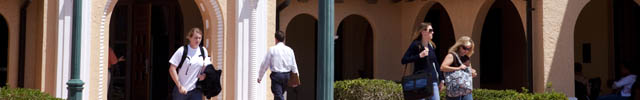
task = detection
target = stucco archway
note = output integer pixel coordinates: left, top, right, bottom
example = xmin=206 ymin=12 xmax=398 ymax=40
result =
xmin=421 ymin=3 xmax=455 ymax=63
xmin=573 ymin=0 xmax=640 ymax=99
xmin=476 ymin=0 xmax=527 ymax=90
xmin=284 ymin=13 xmax=317 ymax=100
xmin=335 ymin=14 xmax=374 ymax=81
xmin=99 ymin=0 xmax=225 ymax=99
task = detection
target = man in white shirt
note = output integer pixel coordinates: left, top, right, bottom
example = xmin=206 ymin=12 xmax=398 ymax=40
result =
xmin=257 ymin=31 xmax=300 ymax=100
xmin=599 ymin=62 xmax=636 ymax=100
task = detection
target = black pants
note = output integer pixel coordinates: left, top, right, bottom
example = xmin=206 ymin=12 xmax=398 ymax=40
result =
xmin=270 ymin=72 xmax=290 ymax=100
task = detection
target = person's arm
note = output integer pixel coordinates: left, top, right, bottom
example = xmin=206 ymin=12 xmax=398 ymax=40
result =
xmin=108 ymin=48 xmax=118 ymax=68
xmin=440 ymin=54 xmax=464 ymax=72
xmin=401 ymin=43 xmax=421 ymax=64
xmin=290 ymin=50 xmax=299 ymax=75
xmin=613 ymin=75 xmax=636 ymax=89
xmin=169 ymin=64 xmax=182 ymax=89
xmin=168 ymin=47 xmax=187 ymax=94
xmin=258 ymin=49 xmax=272 ymax=83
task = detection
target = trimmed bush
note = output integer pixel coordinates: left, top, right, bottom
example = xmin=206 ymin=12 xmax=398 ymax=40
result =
xmin=334 ymin=78 xmax=403 ymax=100
xmin=0 ymin=86 xmax=63 ymax=100
xmin=444 ymin=87 xmax=567 ymax=100
xmin=334 ymin=79 xmax=566 ymax=100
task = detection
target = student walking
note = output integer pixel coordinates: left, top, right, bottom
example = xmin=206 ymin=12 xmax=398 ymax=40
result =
xmin=169 ymin=27 xmax=210 ymax=100
xmin=440 ymin=36 xmax=477 ymax=100
xmin=401 ymin=22 xmax=445 ymax=100
xmin=258 ymin=31 xmax=300 ymax=100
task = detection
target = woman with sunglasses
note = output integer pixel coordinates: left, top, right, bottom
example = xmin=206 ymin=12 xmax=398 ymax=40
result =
xmin=440 ymin=36 xmax=477 ymax=100
xmin=401 ymin=22 xmax=445 ymax=100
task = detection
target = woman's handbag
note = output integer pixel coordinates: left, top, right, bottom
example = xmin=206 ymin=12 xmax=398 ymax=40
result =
xmin=288 ymin=72 xmax=300 ymax=87
xmin=401 ymin=64 xmax=433 ymax=100
xmin=445 ymin=53 xmax=473 ymax=97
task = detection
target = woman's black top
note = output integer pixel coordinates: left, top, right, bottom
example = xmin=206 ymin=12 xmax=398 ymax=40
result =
xmin=449 ymin=53 xmax=469 ymax=67
xmin=401 ymin=40 xmax=444 ymax=83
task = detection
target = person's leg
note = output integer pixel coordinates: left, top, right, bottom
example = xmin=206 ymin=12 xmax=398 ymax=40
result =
xmin=282 ymin=73 xmax=290 ymax=97
xmin=186 ymin=89 xmax=203 ymax=100
xmin=271 ymin=73 xmax=285 ymax=100
xmin=430 ymin=82 xmax=440 ymax=100
xmin=447 ymin=96 xmax=462 ymax=100
xmin=462 ymin=93 xmax=473 ymax=100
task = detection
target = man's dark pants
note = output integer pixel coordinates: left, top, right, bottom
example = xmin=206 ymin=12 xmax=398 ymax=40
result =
xmin=270 ymin=72 xmax=290 ymax=100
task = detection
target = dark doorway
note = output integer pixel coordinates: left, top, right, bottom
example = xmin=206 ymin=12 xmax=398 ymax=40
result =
xmin=479 ymin=0 xmax=527 ymax=90
xmin=422 ymin=3 xmax=455 ymax=64
xmin=573 ymin=0 xmax=640 ymax=95
xmin=613 ymin=0 xmax=640 ymax=79
xmin=335 ymin=15 xmax=374 ymax=81
xmin=285 ymin=14 xmax=317 ymax=100
xmin=0 ymin=14 xmax=8 ymax=87
xmin=109 ymin=0 xmax=187 ymax=99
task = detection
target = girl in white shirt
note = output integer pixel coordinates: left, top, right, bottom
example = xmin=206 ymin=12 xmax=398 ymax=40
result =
xmin=169 ymin=28 xmax=210 ymax=100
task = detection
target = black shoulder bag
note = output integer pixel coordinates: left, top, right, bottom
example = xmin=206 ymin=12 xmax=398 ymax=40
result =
xmin=401 ymin=64 xmax=434 ymax=100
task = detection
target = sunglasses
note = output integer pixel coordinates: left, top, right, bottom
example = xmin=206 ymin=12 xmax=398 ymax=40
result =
xmin=462 ymin=46 xmax=471 ymax=50
xmin=427 ymin=29 xmax=434 ymax=33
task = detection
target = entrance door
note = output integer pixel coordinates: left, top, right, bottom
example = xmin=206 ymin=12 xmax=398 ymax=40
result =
xmin=0 ymin=14 xmax=8 ymax=87
xmin=130 ymin=4 xmax=152 ymax=100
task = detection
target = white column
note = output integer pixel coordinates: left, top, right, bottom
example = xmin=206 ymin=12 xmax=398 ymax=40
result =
xmin=236 ymin=0 xmax=268 ymax=100
xmin=56 ymin=0 xmax=73 ymax=98
xmin=80 ymin=0 xmax=92 ymax=99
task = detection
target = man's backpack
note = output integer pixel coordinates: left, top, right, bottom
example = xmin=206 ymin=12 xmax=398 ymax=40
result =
xmin=176 ymin=45 xmax=206 ymax=74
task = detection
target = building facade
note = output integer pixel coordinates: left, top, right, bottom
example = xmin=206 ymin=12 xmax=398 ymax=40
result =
xmin=1 ymin=0 xmax=639 ymax=99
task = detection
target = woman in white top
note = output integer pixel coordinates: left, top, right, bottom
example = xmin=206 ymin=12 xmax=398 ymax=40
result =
xmin=169 ymin=27 xmax=210 ymax=100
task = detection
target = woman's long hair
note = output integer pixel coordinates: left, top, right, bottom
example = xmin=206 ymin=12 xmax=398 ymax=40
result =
xmin=411 ymin=22 xmax=436 ymax=48
xmin=448 ymin=36 xmax=475 ymax=57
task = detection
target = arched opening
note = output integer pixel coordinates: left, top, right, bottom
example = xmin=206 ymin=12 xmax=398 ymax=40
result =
xmin=422 ymin=3 xmax=455 ymax=64
xmin=0 ymin=14 xmax=8 ymax=87
xmin=108 ymin=0 xmax=203 ymax=99
xmin=479 ymin=0 xmax=527 ymax=90
xmin=284 ymin=14 xmax=317 ymax=100
xmin=573 ymin=0 xmax=640 ymax=98
xmin=335 ymin=15 xmax=374 ymax=81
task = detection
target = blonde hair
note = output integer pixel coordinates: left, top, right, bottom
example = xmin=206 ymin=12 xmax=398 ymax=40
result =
xmin=448 ymin=36 xmax=474 ymax=57
xmin=411 ymin=22 xmax=436 ymax=48
xmin=185 ymin=27 xmax=202 ymax=44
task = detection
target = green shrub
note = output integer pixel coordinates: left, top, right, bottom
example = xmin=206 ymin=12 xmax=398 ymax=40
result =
xmin=0 ymin=86 xmax=63 ymax=100
xmin=334 ymin=79 xmax=566 ymax=100
xmin=334 ymin=78 xmax=402 ymax=100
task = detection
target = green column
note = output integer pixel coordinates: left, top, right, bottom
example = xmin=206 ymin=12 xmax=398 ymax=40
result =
xmin=67 ymin=0 xmax=84 ymax=99
xmin=317 ymin=0 xmax=334 ymax=99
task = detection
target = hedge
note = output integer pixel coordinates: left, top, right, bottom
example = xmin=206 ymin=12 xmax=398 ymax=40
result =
xmin=335 ymin=79 xmax=567 ymax=100
xmin=0 ymin=85 xmax=63 ymax=100
xmin=334 ymin=78 xmax=403 ymax=100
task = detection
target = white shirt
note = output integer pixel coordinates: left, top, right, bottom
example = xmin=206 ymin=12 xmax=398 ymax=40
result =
xmin=613 ymin=74 xmax=636 ymax=97
xmin=169 ymin=45 xmax=210 ymax=91
xmin=258 ymin=42 xmax=299 ymax=80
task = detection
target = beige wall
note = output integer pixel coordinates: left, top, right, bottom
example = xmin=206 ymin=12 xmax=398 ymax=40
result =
xmin=24 ymin=0 xmax=44 ymax=90
xmin=0 ymin=0 xmax=23 ymax=89
xmin=1 ymin=0 xmax=59 ymax=96
xmin=536 ymin=0 xmax=592 ymax=97
xmin=278 ymin=0 xmax=584 ymax=96
xmin=42 ymin=0 xmax=60 ymax=95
